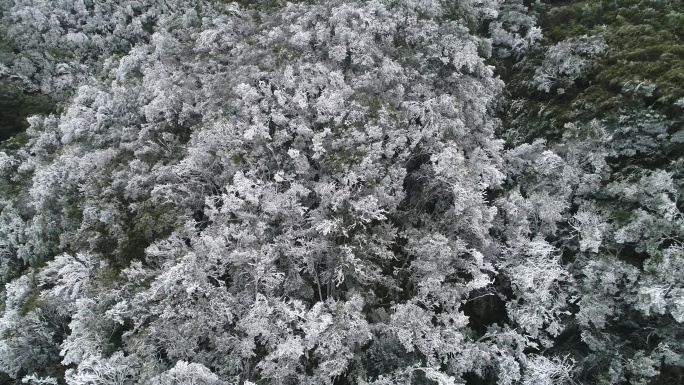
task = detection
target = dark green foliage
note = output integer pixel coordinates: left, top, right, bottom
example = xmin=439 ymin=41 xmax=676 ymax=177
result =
xmin=501 ymin=0 xmax=684 ymax=143
xmin=0 ymin=80 xmax=55 ymax=142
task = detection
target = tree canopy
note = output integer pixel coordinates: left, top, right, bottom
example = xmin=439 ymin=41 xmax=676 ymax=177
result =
xmin=0 ymin=0 xmax=683 ymax=384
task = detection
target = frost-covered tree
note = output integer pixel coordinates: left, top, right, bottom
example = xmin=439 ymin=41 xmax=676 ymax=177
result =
xmin=3 ymin=0 xmax=682 ymax=384
xmin=0 ymin=0 xmax=565 ymax=383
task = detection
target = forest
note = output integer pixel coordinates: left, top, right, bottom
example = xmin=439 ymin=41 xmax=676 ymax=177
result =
xmin=0 ymin=0 xmax=682 ymax=384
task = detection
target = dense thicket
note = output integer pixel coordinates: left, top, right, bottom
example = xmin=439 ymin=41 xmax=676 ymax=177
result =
xmin=0 ymin=0 xmax=682 ymax=384
xmin=496 ymin=1 xmax=684 ymax=383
